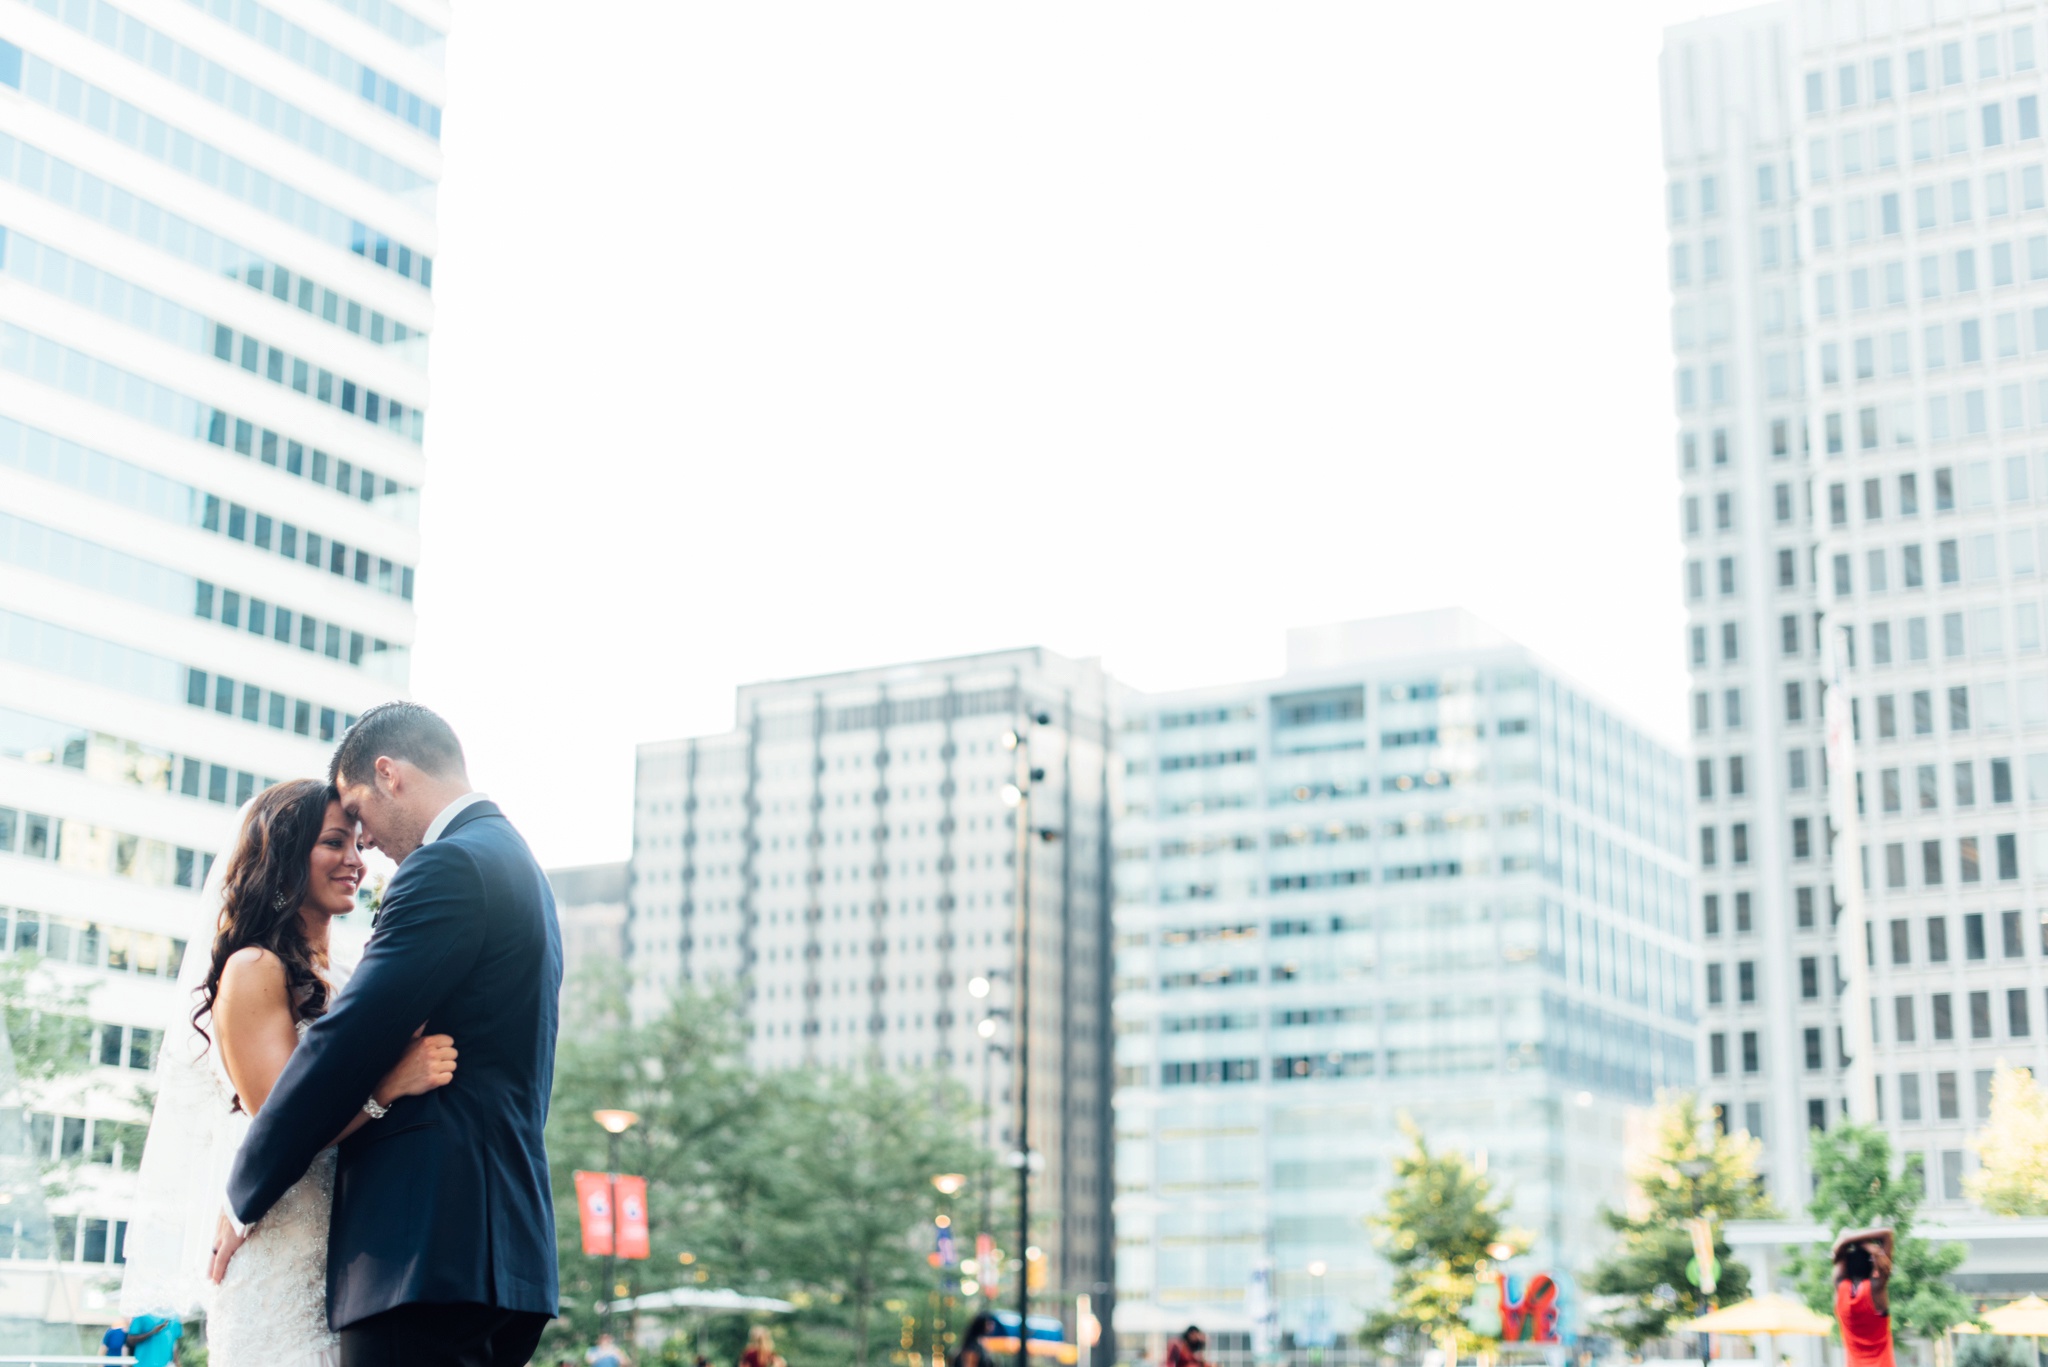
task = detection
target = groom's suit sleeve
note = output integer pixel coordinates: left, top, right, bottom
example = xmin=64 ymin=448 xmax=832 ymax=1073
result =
xmin=226 ymin=840 xmax=486 ymax=1229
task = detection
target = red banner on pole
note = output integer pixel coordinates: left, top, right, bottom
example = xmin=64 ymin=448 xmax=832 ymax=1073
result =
xmin=573 ymin=1171 xmax=614 ymax=1256
xmin=614 ymin=1175 xmax=650 ymax=1260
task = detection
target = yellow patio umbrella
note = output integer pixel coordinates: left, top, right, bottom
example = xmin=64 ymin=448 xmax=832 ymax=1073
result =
xmin=1982 ymin=1297 xmax=2048 ymax=1337
xmin=1678 ymin=1294 xmax=1838 ymax=1337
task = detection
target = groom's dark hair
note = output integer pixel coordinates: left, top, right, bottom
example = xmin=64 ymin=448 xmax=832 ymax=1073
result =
xmin=330 ymin=700 xmax=468 ymax=786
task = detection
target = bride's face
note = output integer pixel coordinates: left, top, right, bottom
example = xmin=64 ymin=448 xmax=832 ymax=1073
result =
xmin=305 ymin=799 xmax=366 ymax=918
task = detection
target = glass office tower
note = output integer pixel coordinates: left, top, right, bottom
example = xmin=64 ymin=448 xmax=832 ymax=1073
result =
xmin=1110 ymin=610 xmax=1693 ymax=1354
xmin=0 ymin=0 xmax=442 ymax=1326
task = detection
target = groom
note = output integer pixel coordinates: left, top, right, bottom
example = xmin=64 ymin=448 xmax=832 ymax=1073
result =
xmin=225 ymin=702 xmax=562 ymax=1365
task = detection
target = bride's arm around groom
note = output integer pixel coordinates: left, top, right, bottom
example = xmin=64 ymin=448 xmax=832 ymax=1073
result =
xmin=225 ymin=702 xmax=564 ymax=1366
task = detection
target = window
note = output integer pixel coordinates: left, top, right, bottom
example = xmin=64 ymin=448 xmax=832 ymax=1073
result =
xmin=1716 ymin=492 xmax=1734 ymax=530
xmin=1725 ymin=688 xmax=1743 ymax=728
xmin=2011 ymin=988 xmax=2032 ymax=1037
xmin=1993 ymin=758 xmax=2014 ymax=803
xmin=1786 ymin=681 xmax=1805 ymax=722
xmin=1966 ymin=911 xmax=1987 ymax=959
xmin=1903 ymin=544 xmax=1923 ymax=587
xmin=1929 ymin=916 xmax=1949 ymax=962
xmin=1707 ymin=963 xmax=1725 ymax=1005
xmin=1782 ymin=615 xmax=1800 ymax=655
xmin=1924 ymin=840 xmax=1945 ymax=885
xmin=1802 ymin=957 xmax=1820 ymax=999
xmin=1703 ymin=893 xmax=1721 ymax=936
xmin=1970 ymin=990 xmax=1993 ymax=1039
xmin=1895 ymin=995 xmax=1916 ymax=1042
xmin=1808 ymin=1098 xmax=1828 ymax=1132
xmin=1891 ymin=918 xmax=1912 ymax=965
xmin=2005 ymin=909 xmax=2026 ymax=957
xmin=1700 ymin=826 xmax=1718 ymax=866
xmin=1900 ymin=1072 xmax=1923 ymax=1120
xmin=1789 ymin=747 xmax=1809 ymax=789
xmin=1796 ymin=886 xmax=1816 ymax=928
xmin=1698 ymin=758 xmax=1715 ymax=800
xmin=1738 ymin=960 xmax=1756 ymax=1001
xmin=1804 ymin=1026 xmax=1825 ymax=1069
xmin=1729 ymin=756 xmax=1746 ymax=796
xmin=1938 ymin=1070 xmax=1961 ymax=1121
xmin=1778 ymin=547 xmax=1797 ymax=586
xmin=1710 ymin=1032 xmax=1728 ymax=1075
xmin=1735 ymin=891 xmax=1752 ymax=932
xmin=1719 ymin=557 xmax=1736 ymax=595
xmin=1694 ymin=691 xmax=1711 ymax=734
xmin=1741 ymin=1031 xmax=1760 ymax=1073
xmin=1914 ymin=690 xmax=1934 ymax=734
xmin=1732 ymin=823 xmax=1749 ymax=864
xmin=1934 ymin=994 xmax=1955 ymax=1041
xmin=1792 ymin=816 xmax=1812 ymax=859
xmin=1957 ymin=761 xmax=1977 ymax=807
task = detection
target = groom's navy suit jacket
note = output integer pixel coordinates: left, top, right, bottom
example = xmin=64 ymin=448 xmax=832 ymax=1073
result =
xmin=227 ymin=800 xmax=562 ymax=1329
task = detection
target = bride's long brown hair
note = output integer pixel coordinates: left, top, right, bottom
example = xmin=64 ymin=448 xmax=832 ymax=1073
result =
xmin=193 ymin=779 xmax=340 ymax=1062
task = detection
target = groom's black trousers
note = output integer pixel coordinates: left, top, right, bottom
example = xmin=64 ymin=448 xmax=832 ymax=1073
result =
xmin=340 ymin=1302 xmax=551 ymax=1367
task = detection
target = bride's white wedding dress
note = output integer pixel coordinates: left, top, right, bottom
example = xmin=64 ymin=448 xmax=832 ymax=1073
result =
xmin=205 ymin=1015 xmax=342 ymax=1367
xmin=120 ymin=869 xmax=348 ymax=1367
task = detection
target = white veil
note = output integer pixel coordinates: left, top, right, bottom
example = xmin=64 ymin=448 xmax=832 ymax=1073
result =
xmin=118 ymin=821 xmax=244 ymax=1321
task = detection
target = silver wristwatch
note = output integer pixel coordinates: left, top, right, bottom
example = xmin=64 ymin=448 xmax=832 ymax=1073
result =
xmin=361 ymin=1095 xmax=390 ymax=1120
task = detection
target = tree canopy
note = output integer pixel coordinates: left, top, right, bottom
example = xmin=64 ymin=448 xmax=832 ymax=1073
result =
xmin=1966 ymin=1065 xmax=2048 ymax=1216
xmin=1787 ymin=1122 xmax=1970 ymax=1342
xmin=1587 ymin=1094 xmax=1775 ymax=1349
xmin=1362 ymin=1117 xmax=1523 ymax=1357
xmin=540 ymin=972 xmax=984 ymax=1367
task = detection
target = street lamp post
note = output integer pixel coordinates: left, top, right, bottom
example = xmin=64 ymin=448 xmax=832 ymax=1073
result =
xmin=594 ymin=1108 xmax=641 ymax=1328
xmin=1677 ymin=1158 xmax=1712 ymax=1367
xmin=1002 ymin=713 xmax=1050 ymax=1367
xmin=1306 ymin=1261 xmax=1328 ymax=1363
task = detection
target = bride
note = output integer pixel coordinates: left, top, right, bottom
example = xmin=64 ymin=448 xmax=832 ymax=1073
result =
xmin=119 ymin=779 xmax=459 ymax=1365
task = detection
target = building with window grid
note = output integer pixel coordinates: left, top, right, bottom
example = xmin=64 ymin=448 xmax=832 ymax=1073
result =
xmin=627 ymin=647 xmax=1116 ymax=1348
xmin=0 ymin=0 xmax=442 ymax=1327
xmin=1109 ymin=610 xmax=1692 ymax=1352
xmin=1666 ymin=1 xmax=2048 ymax=1204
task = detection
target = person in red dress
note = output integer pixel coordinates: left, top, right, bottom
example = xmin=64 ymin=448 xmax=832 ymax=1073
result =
xmin=1833 ymin=1226 xmax=1896 ymax=1367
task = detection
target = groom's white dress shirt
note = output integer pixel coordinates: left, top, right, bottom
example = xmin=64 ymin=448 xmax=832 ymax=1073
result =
xmin=421 ymin=791 xmax=490 ymax=847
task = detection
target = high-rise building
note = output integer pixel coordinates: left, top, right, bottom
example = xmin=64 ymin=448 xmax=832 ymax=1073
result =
xmin=627 ymin=647 xmax=1116 ymax=1343
xmin=1665 ymin=1 xmax=2048 ymax=1201
xmin=0 ymin=0 xmax=442 ymax=1324
xmin=1110 ymin=610 xmax=1693 ymax=1353
xmin=550 ymin=860 xmax=630 ymax=986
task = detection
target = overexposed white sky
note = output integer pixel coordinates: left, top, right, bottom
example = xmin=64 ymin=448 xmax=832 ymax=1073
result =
xmin=417 ymin=1 xmax=1755 ymax=868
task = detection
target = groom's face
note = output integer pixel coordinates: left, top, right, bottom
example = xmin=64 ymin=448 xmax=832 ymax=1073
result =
xmin=337 ymin=756 xmax=431 ymax=862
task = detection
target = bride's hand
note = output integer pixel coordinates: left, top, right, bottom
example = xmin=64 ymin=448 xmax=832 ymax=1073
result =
xmin=373 ymin=1026 xmax=458 ymax=1107
xmin=209 ymin=1209 xmax=247 ymax=1284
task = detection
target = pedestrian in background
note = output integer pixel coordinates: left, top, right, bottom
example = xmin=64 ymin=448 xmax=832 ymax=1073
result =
xmin=954 ymin=1312 xmax=999 ymax=1367
xmin=587 ymin=1331 xmax=631 ymax=1367
xmin=1165 ymin=1325 xmax=1210 ymax=1367
xmin=1832 ymin=1227 xmax=1895 ymax=1367
xmin=740 ymin=1325 xmax=778 ymax=1367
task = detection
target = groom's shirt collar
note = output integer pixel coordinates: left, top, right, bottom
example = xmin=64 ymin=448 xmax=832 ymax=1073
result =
xmin=422 ymin=791 xmax=490 ymax=847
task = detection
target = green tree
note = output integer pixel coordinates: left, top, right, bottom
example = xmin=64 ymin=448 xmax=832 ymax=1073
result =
xmin=0 ymin=953 xmax=94 ymax=1084
xmin=538 ymin=970 xmax=986 ymax=1367
xmin=1587 ymin=1094 xmax=1776 ymax=1349
xmin=1786 ymin=1122 xmax=1970 ymax=1343
xmin=750 ymin=1067 xmax=982 ymax=1367
xmin=1361 ymin=1117 xmax=1522 ymax=1358
xmin=1966 ymin=1064 xmax=2048 ymax=1215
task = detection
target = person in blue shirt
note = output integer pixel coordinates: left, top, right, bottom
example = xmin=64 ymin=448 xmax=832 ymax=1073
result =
xmin=99 ymin=1322 xmax=126 ymax=1358
xmin=122 ymin=1314 xmax=178 ymax=1367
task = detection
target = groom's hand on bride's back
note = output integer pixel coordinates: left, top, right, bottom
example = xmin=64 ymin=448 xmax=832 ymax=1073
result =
xmin=372 ymin=1025 xmax=458 ymax=1108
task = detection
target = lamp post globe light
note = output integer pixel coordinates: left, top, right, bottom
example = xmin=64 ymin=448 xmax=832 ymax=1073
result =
xmin=592 ymin=1109 xmax=640 ymax=1323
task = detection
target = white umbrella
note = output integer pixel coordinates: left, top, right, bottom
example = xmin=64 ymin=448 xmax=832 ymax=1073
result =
xmin=610 ymin=1287 xmax=797 ymax=1313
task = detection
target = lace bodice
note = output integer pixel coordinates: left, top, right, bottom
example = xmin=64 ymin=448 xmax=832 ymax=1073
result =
xmin=206 ymin=1004 xmax=344 ymax=1365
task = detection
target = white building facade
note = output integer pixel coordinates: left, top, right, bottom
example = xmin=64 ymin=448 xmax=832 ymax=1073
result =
xmin=0 ymin=0 xmax=442 ymax=1325
xmin=1110 ymin=611 xmax=1693 ymax=1351
xmin=1666 ymin=0 xmax=2048 ymax=1205
xmin=627 ymin=648 xmax=1116 ymax=1337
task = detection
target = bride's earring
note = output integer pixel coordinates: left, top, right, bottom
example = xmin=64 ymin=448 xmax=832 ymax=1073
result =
xmin=274 ymin=891 xmax=291 ymax=910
